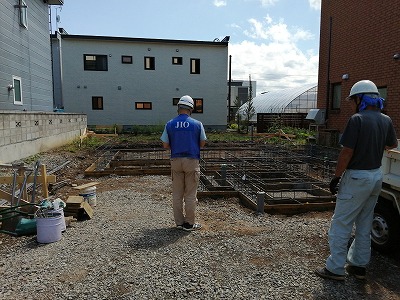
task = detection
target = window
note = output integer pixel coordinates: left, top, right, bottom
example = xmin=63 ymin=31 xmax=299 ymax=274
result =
xmin=12 ymin=76 xmax=22 ymax=105
xmin=92 ymin=96 xmax=103 ymax=110
xmin=190 ymin=58 xmax=200 ymax=74
xmin=193 ymin=98 xmax=203 ymax=113
xmin=135 ymin=102 xmax=152 ymax=110
xmin=121 ymin=56 xmax=132 ymax=64
xmin=377 ymin=87 xmax=387 ymax=110
xmin=238 ymin=87 xmax=249 ymax=106
xmin=144 ymin=57 xmax=155 ymax=70
xmin=84 ymin=54 xmax=108 ymax=71
xmin=331 ymin=83 xmax=341 ymax=109
xmin=18 ymin=0 xmax=28 ymax=28
xmin=172 ymin=57 xmax=183 ymax=65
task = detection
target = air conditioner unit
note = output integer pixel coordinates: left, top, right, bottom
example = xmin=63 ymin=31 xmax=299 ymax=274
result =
xmin=305 ymin=109 xmax=326 ymax=125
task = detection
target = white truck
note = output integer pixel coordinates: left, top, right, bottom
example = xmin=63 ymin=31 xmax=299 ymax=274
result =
xmin=372 ymin=144 xmax=400 ymax=252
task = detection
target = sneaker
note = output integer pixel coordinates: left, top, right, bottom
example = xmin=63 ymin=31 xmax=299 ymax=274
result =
xmin=182 ymin=222 xmax=202 ymax=231
xmin=315 ymin=267 xmax=345 ymax=281
xmin=346 ymin=265 xmax=366 ymax=280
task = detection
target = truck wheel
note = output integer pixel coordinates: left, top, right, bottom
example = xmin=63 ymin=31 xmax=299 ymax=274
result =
xmin=371 ymin=201 xmax=400 ymax=253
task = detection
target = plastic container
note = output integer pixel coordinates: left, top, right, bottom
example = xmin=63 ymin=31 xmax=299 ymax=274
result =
xmin=79 ymin=186 xmax=97 ymax=207
xmin=36 ymin=214 xmax=63 ymax=244
xmin=51 ymin=208 xmax=66 ymax=232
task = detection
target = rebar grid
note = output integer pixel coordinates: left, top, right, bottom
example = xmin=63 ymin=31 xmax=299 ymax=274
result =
xmin=88 ymin=141 xmax=340 ymax=205
xmin=199 ymin=144 xmax=339 ymax=203
xmin=114 ymin=149 xmax=170 ymax=161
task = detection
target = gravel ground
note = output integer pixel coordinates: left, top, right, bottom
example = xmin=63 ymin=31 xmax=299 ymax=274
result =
xmin=0 ymin=150 xmax=400 ymax=299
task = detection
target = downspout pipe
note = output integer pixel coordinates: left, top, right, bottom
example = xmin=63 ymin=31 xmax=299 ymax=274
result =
xmin=325 ymin=16 xmax=333 ymax=121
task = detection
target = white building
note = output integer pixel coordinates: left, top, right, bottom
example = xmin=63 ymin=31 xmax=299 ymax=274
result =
xmin=52 ymin=33 xmax=230 ymax=130
xmin=227 ymin=79 xmax=256 ymax=122
xmin=1 ymin=0 xmax=64 ymax=111
xmin=0 ymin=0 xmax=86 ymax=163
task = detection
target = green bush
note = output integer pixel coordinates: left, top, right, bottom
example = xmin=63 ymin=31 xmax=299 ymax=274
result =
xmin=128 ymin=125 xmax=164 ymax=135
xmin=228 ymin=123 xmax=238 ymax=130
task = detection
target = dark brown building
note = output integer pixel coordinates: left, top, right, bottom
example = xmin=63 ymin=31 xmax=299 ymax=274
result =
xmin=317 ymin=0 xmax=400 ymax=136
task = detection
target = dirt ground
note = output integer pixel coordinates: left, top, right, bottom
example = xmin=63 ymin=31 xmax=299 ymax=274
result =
xmin=1 ymin=143 xmax=400 ymax=299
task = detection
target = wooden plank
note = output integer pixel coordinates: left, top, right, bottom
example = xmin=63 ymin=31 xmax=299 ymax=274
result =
xmin=81 ymin=202 xmax=93 ymax=219
xmin=197 ymin=191 xmax=240 ymax=199
xmin=264 ymin=202 xmax=335 ymax=215
xmin=66 ymin=195 xmax=84 ymax=204
xmin=0 ymin=175 xmax=56 ymax=184
xmin=41 ymin=164 xmax=49 ymax=198
xmin=73 ymin=182 xmax=100 ymax=190
xmin=84 ymin=169 xmax=171 ymax=176
xmin=0 ymin=189 xmax=30 ymax=207
xmin=0 ymin=189 xmax=17 ymax=203
xmin=84 ymin=163 xmax=97 ymax=172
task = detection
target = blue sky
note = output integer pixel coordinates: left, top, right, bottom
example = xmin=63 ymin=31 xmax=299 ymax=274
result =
xmin=53 ymin=0 xmax=321 ymax=94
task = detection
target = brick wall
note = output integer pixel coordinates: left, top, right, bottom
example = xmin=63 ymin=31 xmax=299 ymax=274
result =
xmin=318 ymin=0 xmax=400 ymax=134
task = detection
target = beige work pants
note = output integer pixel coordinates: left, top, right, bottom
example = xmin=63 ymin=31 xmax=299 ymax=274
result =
xmin=170 ymin=158 xmax=200 ymax=225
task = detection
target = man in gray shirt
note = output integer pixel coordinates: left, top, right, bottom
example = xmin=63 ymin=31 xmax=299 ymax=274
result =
xmin=316 ymin=80 xmax=398 ymax=281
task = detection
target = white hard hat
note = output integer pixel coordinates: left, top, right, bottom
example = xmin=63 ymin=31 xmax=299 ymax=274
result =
xmin=348 ymin=80 xmax=379 ymax=98
xmin=177 ymin=95 xmax=194 ymax=109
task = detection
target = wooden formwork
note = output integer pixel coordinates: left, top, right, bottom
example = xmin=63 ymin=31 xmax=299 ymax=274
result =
xmin=83 ymin=146 xmax=337 ymax=215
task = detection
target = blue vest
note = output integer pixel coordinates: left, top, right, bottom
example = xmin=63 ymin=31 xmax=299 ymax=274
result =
xmin=166 ymin=114 xmax=202 ymax=159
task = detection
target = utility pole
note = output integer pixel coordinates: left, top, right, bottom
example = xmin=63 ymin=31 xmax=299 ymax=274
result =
xmin=228 ymin=55 xmax=232 ymax=123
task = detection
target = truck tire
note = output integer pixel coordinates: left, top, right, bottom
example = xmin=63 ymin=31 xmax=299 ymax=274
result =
xmin=371 ymin=200 xmax=400 ymax=253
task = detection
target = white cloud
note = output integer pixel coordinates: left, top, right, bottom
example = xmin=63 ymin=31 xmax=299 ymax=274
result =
xmin=308 ymin=0 xmax=321 ymax=10
xmin=213 ymin=0 xmax=227 ymax=7
xmin=260 ymin=0 xmax=278 ymax=6
xmin=264 ymin=14 xmax=273 ymax=24
xmin=243 ymin=18 xmax=312 ymax=43
xmin=229 ymin=16 xmax=318 ymax=94
xmin=292 ymin=28 xmax=313 ymax=42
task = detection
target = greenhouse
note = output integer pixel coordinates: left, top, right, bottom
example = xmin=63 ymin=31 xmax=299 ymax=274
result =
xmin=237 ymin=84 xmax=317 ymax=131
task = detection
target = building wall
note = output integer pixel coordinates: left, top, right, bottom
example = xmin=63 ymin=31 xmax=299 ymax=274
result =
xmin=0 ymin=0 xmax=54 ymax=112
xmin=56 ymin=35 xmax=229 ymax=130
xmin=227 ymin=80 xmax=257 ymax=123
xmin=317 ymin=0 xmax=400 ymax=134
xmin=0 ymin=111 xmax=86 ymax=163
xmin=51 ymin=32 xmax=63 ymax=109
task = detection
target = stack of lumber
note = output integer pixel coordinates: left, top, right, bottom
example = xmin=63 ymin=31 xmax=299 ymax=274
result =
xmin=64 ymin=196 xmax=93 ymax=221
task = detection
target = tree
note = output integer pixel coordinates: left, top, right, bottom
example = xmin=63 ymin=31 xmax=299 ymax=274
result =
xmin=233 ymin=96 xmax=242 ymax=133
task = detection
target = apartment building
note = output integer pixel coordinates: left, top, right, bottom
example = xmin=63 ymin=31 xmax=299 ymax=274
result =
xmin=52 ymin=33 xmax=230 ymax=130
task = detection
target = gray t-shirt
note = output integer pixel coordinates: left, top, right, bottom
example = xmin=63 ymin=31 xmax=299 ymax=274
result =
xmin=340 ymin=110 xmax=397 ymax=170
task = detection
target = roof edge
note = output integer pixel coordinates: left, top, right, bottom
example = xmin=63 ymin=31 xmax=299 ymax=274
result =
xmin=52 ymin=33 xmax=229 ymax=46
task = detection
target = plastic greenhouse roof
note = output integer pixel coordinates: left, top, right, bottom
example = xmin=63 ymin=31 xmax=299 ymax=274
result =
xmin=238 ymin=83 xmax=317 ymax=118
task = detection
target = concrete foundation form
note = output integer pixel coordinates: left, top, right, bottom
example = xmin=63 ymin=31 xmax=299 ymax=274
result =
xmin=84 ymin=141 xmax=340 ymax=215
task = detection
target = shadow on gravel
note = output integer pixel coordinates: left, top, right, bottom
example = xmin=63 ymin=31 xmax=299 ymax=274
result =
xmin=312 ymin=250 xmax=400 ymax=299
xmin=21 ymin=236 xmax=47 ymax=249
xmin=127 ymin=227 xmax=189 ymax=250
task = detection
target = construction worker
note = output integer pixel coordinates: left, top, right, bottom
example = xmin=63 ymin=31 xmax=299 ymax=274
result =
xmin=161 ymin=95 xmax=206 ymax=231
xmin=315 ymin=80 xmax=398 ymax=281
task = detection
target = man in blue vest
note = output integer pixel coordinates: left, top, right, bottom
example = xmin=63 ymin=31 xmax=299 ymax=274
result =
xmin=161 ymin=95 xmax=207 ymax=231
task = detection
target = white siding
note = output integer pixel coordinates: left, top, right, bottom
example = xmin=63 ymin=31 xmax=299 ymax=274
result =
xmin=0 ymin=0 xmax=54 ymax=111
xmin=56 ymin=36 xmax=228 ymax=129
